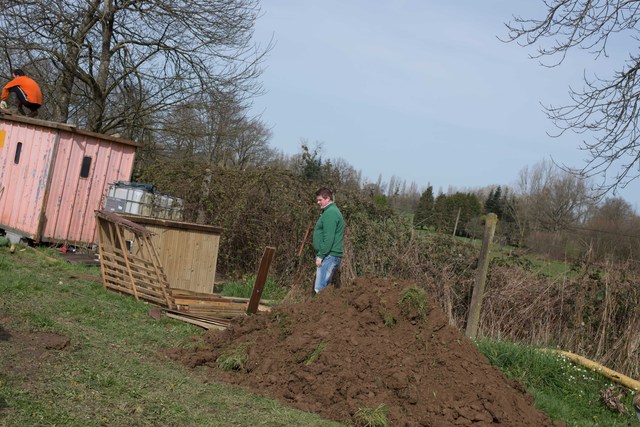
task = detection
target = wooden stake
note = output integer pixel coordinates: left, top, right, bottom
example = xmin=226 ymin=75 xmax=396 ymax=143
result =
xmin=465 ymin=213 xmax=497 ymax=339
xmin=247 ymin=246 xmax=276 ymax=314
xmin=297 ymin=222 xmax=313 ymax=257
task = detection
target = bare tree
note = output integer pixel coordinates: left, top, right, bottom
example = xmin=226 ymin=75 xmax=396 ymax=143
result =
xmin=583 ymin=197 xmax=639 ymax=260
xmin=229 ymin=117 xmax=273 ymax=169
xmin=0 ymin=0 xmax=269 ymax=134
xmin=329 ymin=158 xmax=362 ymax=190
xmin=156 ymin=89 xmax=274 ymax=170
xmin=505 ymin=1 xmax=640 ymax=195
xmin=515 ymin=158 xmax=595 ymax=232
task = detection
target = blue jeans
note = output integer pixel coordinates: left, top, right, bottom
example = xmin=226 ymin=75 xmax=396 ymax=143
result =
xmin=314 ymin=255 xmax=341 ymax=293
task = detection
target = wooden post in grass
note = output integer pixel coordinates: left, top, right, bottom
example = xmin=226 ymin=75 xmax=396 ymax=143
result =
xmin=247 ymin=246 xmax=276 ymax=314
xmin=465 ymin=213 xmax=498 ymax=340
xmin=452 ymin=207 xmax=461 ymax=237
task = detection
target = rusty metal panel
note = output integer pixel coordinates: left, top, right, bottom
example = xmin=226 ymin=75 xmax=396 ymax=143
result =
xmin=0 ymin=120 xmax=57 ymax=238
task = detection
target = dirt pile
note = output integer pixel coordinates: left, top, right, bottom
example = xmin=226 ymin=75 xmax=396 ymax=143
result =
xmin=171 ymin=277 xmax=553 ymax=426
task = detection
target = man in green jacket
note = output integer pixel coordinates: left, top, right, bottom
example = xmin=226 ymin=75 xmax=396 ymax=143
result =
xmin=312 ymin=187 xmax=345 ymax=293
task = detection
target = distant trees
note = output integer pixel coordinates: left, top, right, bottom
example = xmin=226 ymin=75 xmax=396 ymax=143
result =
xmin=514 ymin=159 xmax=594 ymax=232
xmin=583 ymin=197 xmax=639 ymax=261
xmin=432 ymin=192 xmax=482 ymax=236
xmin=407 ymin=157 xmax=640 ymax=263
xmin=387 ymin=175 xmax=420 ymax=213
xmin=505 ymin=1 xmax=640 ymax=194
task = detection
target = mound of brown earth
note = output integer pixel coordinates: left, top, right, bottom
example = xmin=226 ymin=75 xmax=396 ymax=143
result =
xmin=170 ymin=277 xmax=553 ymax=426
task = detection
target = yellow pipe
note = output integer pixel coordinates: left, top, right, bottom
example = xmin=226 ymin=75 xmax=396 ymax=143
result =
xmin=546 ymin=349 xmax=640 ymax=391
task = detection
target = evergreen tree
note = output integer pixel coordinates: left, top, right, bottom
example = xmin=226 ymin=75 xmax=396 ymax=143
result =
xmin=485 ymin=186 xmax=503 ymax=218
xmin=485 ymin=188 xmax=496 ymax=214
xmin=413 ymin=186 xmax=434 ymax=229
xmin=434 ymin=192 xmax=482 ymax=235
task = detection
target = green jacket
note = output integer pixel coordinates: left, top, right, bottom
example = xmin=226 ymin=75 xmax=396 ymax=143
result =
xmin=313 ymin=202 xmax=344 ymax=259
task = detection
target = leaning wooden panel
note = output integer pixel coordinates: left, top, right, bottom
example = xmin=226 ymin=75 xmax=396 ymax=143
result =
xmin=95 ymin=210 xmax=172 ymax=307
xmin=120 ymin=214 xmax=223 ymax=293
xmin=94 ymin=210 xmax=273 ymax=330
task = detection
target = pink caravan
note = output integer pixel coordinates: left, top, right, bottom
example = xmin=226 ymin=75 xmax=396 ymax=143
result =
xmin=0 ymin=113 xmax=138 ymax=246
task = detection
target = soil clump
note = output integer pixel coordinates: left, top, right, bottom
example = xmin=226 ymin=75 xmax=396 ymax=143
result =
xmin=171 ymin=276 xmax=553 ymax=426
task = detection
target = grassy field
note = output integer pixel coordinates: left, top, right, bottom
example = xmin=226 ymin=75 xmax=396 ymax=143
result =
xmin=0 ymin=244 xmax=637 ymax=426
xmin=418 ymin=226 xmax=576 ymax=278
xmin=0 ymin=246 xmax=342 ymax=427
xmin=476 ymin=340 xmax=637 ymax=427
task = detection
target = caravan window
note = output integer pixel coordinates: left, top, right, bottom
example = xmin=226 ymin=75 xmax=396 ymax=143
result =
xmin=14 ymin=142 xmax=22 ymax=164
xmin=80 ymin=156 xmax=92 ymax=178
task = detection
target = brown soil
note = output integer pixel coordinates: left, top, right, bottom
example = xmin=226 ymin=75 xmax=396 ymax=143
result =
xmin=170 ymin=277 xmax=553 ymax=426
xmin=1 ymin=327 xmax=70 ymax=382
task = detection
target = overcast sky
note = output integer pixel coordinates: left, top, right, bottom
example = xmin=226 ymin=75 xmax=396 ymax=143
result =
xmin=250 ymin=1 xmax=640 ymax=209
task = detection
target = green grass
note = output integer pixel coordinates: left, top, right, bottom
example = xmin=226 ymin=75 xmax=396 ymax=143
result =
xmin=353 ymin=404 xmax=389 ymax=427
xmin=0 ymin=245 xmax=343 ymax=427
xmin=525 ymin=256 xmax=574 ymax=277
xmin=219 ymin=274 xmax=289 ymax=302
xmin=476 ymin=339 xmax=637 ymax=427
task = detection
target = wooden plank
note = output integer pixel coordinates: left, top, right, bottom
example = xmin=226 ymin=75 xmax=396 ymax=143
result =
xmin=177 ymin=306 xmax=247 ymax=314
xmin=181 ymin=307 xmax=246 ymax=314
xmin=102 ymin=274 xmax=135 ymax=291
xmin=247 ymin=246 xmax=275 ymax=314
xmin=177 ymin=307 xmax=246 ymax=316
xmin=108 ymin=247 xmax=158 ymax=275
xmin=167 ymin=289 xmax=269 ymax=304
xmin=99 ymin=257 xmax=168 ymax=291
xmin=96 ymin=221 xmax=109 ymax=290
xmin=172 ymin=298 xmax=246 ymax=308
xmin=164 ymin=312 xmax=228 ymax=330
xmin=164 ymin=309 xmax=232 ymax=326
xmin=113 ymin=221 xmax=140 ymax=301
xmin=143 ymin=233 xmax=172 ymax=307
xmin=165 ymin=312 xmax=227 ymax=330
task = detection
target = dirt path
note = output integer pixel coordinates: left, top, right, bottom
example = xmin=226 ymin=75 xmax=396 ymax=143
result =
xmin=171 ymin=277 xmax=554 ymax=426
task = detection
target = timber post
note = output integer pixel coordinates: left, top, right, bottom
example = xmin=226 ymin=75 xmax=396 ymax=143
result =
xmin=247 ymin=246 xmax=276 ymax=314
xmin=465 ymin=213 xmax=498 ymax=340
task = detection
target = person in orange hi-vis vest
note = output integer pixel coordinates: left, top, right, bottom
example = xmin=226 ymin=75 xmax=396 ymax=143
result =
xmin=0 ymin=69 xmax=42 ymax=118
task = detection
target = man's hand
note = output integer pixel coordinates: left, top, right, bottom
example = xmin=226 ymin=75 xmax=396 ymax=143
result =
xmin=0 ymin=101 xmax=7 ymax=109
xmin=315 ymin=257 xmax=322 ymax=267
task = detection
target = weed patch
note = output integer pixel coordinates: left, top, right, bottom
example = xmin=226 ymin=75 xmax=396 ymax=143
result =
xmin=303 ymin=342 xmax=327 ymax=366
xmin=398 ymin=287 xmax=428 ymax=321
xmin=353 ymin=404 xmax=389 ymax=427
xmin=216 ymin=342 xmax=251 ymax=372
